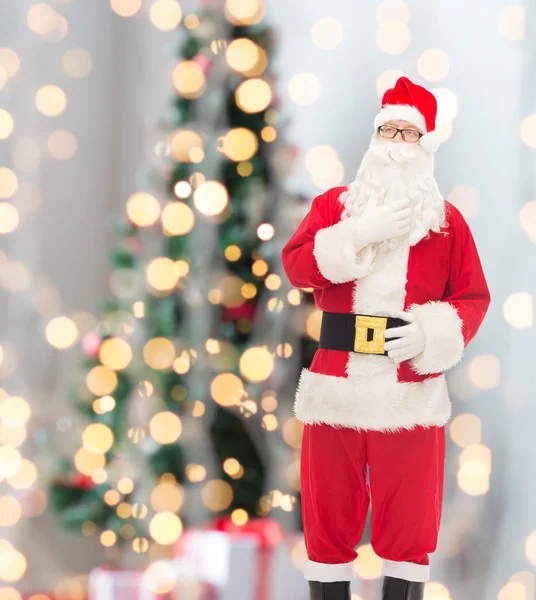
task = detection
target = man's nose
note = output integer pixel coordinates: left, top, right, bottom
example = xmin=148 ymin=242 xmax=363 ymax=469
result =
xmin=394 ymin=130 xmax=404 ymax=142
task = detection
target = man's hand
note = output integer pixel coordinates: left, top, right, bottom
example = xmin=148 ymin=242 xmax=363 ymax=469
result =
xmin=354 ymin=198 xmax=412 ymax=251
xmin=384 ymin=311 xmax=425 ymax=364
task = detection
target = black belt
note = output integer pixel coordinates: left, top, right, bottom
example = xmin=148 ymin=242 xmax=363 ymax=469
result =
xmin=318 ymin=311 xmax=407 ymax=356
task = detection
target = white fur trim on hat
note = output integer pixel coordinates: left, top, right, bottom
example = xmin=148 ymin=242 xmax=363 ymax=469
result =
xmin=374 ymin=104 xmax=427 ymax=133
xmin=420 ymin=130 xmax=441 ymax=153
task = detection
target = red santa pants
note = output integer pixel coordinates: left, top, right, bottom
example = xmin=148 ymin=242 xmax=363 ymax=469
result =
xmin=301 ymin=423 xmax=445 ymax=583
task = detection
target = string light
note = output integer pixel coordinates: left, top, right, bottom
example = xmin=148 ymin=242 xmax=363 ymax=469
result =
xmin=220 ymin=128 xmax=258 ymax=161
xmin=519 ymin=201 xmax=536 ymax=242
xmin=26 ymin=3 xmax=60 ymax=37
xmin=82 ymin=423 xmax=114 ymax=454
xmin=0 ymin=203 xmax=19 ymax=234
xmin=311 ymin=17 xmax=344 ymax=50
xmin=449 ymin=414 xmax=482 ymax=448
xmin=193 ymin=180 xmax=229 ymax=216
xmin=145 ymin=257 xmax=180 ymax=292
xmin=231 ymin=508 xmax=248 ymax=526
xmin=0 ymin=550 xmax=27 ymax=582
xmin=0 ymin=168 xmax=18 ymax=199
xmin=0 ymin=109 xmax=14 ymax=140
xmin=74 ymin=448 xmax=106 ymax=476
xmin=468 ymin=354 xmax=500 ymax=390
xmin=100 ymin=530 xmax=117 ymax=547
xmin=143 ymin=338 xmax=176 ymax=369
xmin=376 ymin=20 xmax=411 ymax=54
xmin=162 ymin=201 xmax=195 ymax=235
xmin=48 ymin=130 xmax=78 ymax=160
xmin=237 ymin=161 xmax=253 ymax=177
xmin=126 ymin=192 xmax=161 ymax=227
xmin=287 ymin=289 xmax=301 ymax=306
xmin=288 ymin=72 xmax=321 ymax=106
xmin=226 ymin=39 xmax=260 ymax=73
xmin=202 ymin=479 xmax=233 ymax=511
xmin=0 ymin=48 xmax=20 ymax=78
xmin=173 ymin=181 xmax=191 ymax=198
xmin=376 ymin=0 xmax=410 ymax=24
xmin=239 ymin=346 xmax=274 ymax=382
xmin=520 ymin=114 xmax=536 ymax=148
xmin=8 ymin=458 xmax=37 ymax=490
xmin=497 ymin=5 xmax=525 ymax=41
xmin=184 ymin=14 xmax=199 ymax=29
xmin=417 ymin=48 xmax=450 ymax=82
xmin=150 ymin=482 xmax=184 ymax=512
xmin=149 ymin=0 xmax=183 ymax=31
xmin=110 ymin=0 xmax=142 ymax=17
xmin=149 ymin=412 xmax=182 ymax=444
xmin=149 ymin=512 xmax=183 ymax=544
xmin=225 ymin=0 xmax=265 ymax=25
xmin=35 ymin=85 xmax=67 ymax=117
xmin=45 ymin=316 xmax=78 ymax=349
xmin=99 ymin=338 xmax=133 ymax=370
xmin=235 ymin=79 xmax=272 ymax=113
xmin=503 ymin=292 xmax=533 ymax=329
xmin=62 ymin=48 xmax=93 ymax=78
xmin=261 ymin=126 xmax=276 ymax=142
xmin=172 ymin=61 xmax=206 ymax=99
xmin=86 ymin=366 xmax=118 ymax=395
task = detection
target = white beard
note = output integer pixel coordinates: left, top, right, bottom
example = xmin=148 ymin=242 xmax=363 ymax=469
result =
xmin=339 ymin=133 xmax=446 ymax=271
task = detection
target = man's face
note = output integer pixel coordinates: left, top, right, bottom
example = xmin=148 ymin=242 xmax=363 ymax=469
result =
xmin=380 ymin=120 xmax=422 ymax=145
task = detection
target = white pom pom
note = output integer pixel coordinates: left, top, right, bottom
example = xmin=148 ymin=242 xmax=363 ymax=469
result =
xmin=420 ymin=130 xmax=441 ymax=153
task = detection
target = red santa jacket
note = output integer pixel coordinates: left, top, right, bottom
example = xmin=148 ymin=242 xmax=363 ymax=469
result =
xmin=281 ymin=186 xmax=490 ymax=432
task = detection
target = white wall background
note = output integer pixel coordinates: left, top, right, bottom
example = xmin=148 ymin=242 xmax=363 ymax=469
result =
xmin=266 ymin=0 xmax=536 ymax=598
xmin=0 ymin=0 xmax=535 ymax=598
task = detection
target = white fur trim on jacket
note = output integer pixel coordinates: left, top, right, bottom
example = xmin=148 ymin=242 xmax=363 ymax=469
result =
xmin=313 ymin=216 xmax=372 ymax=283
xmin=293 ymin=364 xmax=451 ymax=432
xmin=374 ymin=104 xmax=427 ymax=133
xmin=304 ymin=560 xmax=356 ymax=583
xmin=408 ymin=301 xmax=465 ymax=375
xmin=381 ymin=560 xmax=431 ymax=583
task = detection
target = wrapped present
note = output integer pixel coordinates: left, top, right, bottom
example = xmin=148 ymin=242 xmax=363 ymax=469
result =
xmin=174 ymin=517 xmax=308 ymax=600
xmin=88 ymin=565 xmax=216 ymax=600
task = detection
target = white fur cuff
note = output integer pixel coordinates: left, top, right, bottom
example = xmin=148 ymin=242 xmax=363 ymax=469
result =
xmin=408 ymin=301 xmax=465 ymax=375
xmin=381 ymin=560 xmax=431 ymax=583
xmin=313 ymin=217 xmax=372 ymax=283
xmin=304 ymin=560 xmax=356 ymax=582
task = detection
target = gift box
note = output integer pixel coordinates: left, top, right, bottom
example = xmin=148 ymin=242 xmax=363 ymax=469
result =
xmin=88 ymin=565 xmax=216 ymax=600
xmin=174 ymin=517 xmax=309 ymax=600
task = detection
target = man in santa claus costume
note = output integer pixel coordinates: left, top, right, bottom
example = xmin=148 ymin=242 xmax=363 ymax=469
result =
xmin=281 ymin=77 xmax=490 ymax=600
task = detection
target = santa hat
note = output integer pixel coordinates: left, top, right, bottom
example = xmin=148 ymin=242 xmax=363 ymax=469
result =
xmin=373 ymin=76 xmax=441 ymax=153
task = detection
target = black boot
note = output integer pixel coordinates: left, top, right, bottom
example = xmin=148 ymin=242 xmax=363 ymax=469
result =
xmin=309 ymin=580 xmax=351 ymax=600
xmin=381 ymin=576 xmax=424 ymax=600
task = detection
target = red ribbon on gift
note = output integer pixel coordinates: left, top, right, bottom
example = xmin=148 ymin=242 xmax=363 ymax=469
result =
xmin=176 ymin=516 xmax=287 ymax=600
xmin=208 ymin=516 xmax=285 ymax=600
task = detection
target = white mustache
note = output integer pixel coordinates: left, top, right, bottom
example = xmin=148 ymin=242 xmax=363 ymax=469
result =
xmin=370 ymin=141 xmax=419 ymax=165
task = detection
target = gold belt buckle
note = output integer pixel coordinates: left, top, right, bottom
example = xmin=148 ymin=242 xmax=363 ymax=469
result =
xmin=354 ymin=315 xmax=388 ymax=354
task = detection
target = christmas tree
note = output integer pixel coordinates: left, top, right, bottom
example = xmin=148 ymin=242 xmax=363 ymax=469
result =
xmin=50 ymin=0 xmax=307 ymax=554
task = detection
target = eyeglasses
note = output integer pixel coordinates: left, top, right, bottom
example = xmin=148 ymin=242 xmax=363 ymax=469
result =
xmin=378 ymin=125 xmax=423 ymax=143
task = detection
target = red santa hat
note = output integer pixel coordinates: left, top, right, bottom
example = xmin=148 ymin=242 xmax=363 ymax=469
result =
xmin=373 ymin=76 xmax=441 ymax=153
